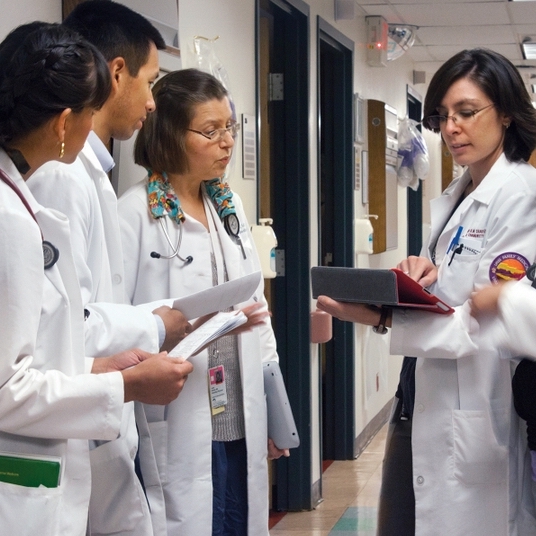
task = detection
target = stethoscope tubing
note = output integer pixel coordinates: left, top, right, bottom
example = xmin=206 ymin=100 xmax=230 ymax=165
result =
xmin=0 ymin=168 xmax=59 ymax=269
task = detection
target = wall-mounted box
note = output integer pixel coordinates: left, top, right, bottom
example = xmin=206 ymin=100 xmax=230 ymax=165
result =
xmin=367 ymin=99 xmax=398 ymax=253
xmin=366 ymin=16 xmax=388 ymax=67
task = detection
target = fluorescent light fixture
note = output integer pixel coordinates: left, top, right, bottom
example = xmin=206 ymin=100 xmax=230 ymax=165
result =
xmin=522 ymin=41 xmax=536 ymax=60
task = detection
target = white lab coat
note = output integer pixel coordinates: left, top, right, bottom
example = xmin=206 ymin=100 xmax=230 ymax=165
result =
xmin=118 ymin=180 xmax=278 ymax=536
xmin=28 ymin=140 xmax=160 ymax=536
xmin=390 ymin=154 xmax=536 ymax=535
xmin=0 ymin=150 xmax=124 ymax=536
xmin=489 ymin=278 xmax=536 ymax=532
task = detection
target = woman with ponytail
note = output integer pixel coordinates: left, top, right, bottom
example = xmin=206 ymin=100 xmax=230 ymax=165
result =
xmin=0 ymin=23 xmax=191 ymax=536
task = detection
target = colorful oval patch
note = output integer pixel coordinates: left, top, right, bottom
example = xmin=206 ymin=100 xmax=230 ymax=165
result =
xmin=489 ymin=252 xmax=530 ymax=283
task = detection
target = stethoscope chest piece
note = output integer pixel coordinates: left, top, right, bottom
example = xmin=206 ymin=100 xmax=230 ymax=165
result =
xmin=224 ymin=213 xmax=240 ymax=236
xmin=224 ymin=214 xmax=246 ymax=259
xmin=43 ymin=240 xmax=60 ymax=269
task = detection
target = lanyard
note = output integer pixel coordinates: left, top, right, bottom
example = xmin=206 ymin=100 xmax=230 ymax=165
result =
xmin=0 ymin=168 xmax=59 ymax=269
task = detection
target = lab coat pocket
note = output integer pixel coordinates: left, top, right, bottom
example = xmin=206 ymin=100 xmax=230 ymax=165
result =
xmin=0 ymin=479 xmax=61 ymax=535
xmin=452 ymin=410 xmax=508 ymax=485
xmin=88 ymin=438 xmax=147 ymax=533
xmin=148 ymin=420 xmax=169 ymax=485
xmin=441 ymin=251 xmax=482 ymax=304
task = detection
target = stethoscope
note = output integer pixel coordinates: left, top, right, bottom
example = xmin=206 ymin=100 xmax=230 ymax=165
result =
xmin=0 ymin=168 xmax=59 ymax=269
xmin=151 ymin=217 xmax=193 ymax=264
xmin=150 ymin=209 xmax=246 ymax=263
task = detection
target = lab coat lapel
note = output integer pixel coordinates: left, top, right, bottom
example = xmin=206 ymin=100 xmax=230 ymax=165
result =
xmin=80 ymin=144 xmax=125 ymax=303
xmin=429 ymin=171 xmax=472 ymax=263
xmin=203 ymin=193 xmax=243 ymax=282
xmin=6 ymin=172 xmax=71 ymax=309
xmin=35 ymin=206 xmax=85 ymax=371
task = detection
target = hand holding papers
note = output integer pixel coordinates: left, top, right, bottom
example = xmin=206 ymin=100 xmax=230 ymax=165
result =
xmin=169 ymin=310 xmax=247 ymax=359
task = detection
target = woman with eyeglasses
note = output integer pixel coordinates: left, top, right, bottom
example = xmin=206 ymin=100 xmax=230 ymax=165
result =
xmin=118 ymin=68 xmax=287 ymax=536
xmin=317 ymin=48 xmax=536 ymax=535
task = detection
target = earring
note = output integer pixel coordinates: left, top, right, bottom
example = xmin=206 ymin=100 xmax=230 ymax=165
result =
xmin=59 ymin=141 xmax=65 ymax=159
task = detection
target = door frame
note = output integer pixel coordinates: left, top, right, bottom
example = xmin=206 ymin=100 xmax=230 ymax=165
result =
xmin=406 ymin=85 xmax=423 ymax=256
xmin=317 ymin=17 xmax=355 ymax=461
xmin=256 ymin=0 xmax=312 ymax=511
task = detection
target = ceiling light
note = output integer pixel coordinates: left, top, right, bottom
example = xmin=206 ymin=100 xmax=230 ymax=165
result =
xmin=387 ymin=24 xmax=419 ymax=61
xmin=521 ymin=37 xmax=536 ymax=60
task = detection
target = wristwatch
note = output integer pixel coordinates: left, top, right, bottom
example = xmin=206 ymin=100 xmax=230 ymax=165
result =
xmin=372 ymin=307 xmax=389 ymax=335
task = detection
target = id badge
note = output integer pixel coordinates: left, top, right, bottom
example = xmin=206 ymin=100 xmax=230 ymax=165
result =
xmin=208 ymin=365 xmax=227 ymax=415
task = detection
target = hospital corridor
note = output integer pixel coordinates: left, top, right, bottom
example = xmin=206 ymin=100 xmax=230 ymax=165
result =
xmin=269 ymin=425 xmax=387 ymax=536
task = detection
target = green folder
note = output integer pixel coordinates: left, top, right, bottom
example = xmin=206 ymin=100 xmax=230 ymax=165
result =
xmin=0 ymin=453 xmax=61 ymax=488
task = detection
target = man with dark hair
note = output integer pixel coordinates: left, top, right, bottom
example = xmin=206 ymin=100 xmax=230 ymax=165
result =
xmin=63 ymin=0 xmax=165 ymax=78
xmin=27 ymin=2 xmax=188 ymax=535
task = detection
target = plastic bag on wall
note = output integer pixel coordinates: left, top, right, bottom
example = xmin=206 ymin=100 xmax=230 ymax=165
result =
xmin=193 ymin=36 xmax=236 ymax=121
xmin=397 ymin=117 xmax=429 ymax=190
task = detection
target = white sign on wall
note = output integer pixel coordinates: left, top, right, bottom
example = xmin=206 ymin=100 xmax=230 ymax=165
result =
xmin=241 ymin=114 xmax=256 ymax=181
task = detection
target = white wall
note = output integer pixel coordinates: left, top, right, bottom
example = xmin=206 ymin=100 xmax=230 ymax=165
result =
xmin=178 ymin=0 xmax=258 ymax=224
xmin=0 ymin=0 xmax=59 ymax=40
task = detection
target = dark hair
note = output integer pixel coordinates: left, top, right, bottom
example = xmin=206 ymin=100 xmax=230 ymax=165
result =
xmin=423 ymin=48 xmax=536 ymax=162
xmin=0 ymin=22 xmax=111 ymax=146
xmin=135 ymin=69 xmax=229 ymax=174
xmin=64 ymin=0 xmax=166 ymax=77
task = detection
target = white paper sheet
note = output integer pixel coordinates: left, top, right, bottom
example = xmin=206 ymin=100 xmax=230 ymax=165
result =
xmin=169 ymin=310 xmax=247 ymax=359
xmin=172 ymin=270 xmax=261 ymax=320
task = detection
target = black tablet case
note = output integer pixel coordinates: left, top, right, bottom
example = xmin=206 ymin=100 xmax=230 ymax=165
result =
xmin=311 ymin=266 xmax=453 ymax=314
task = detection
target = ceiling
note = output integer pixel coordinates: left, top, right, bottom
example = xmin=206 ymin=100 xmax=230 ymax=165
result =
xmin=354 ymin=0 xmax=536 ymax=91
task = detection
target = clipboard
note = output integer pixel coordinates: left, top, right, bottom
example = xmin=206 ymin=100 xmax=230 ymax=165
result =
xmin=263 ymin=361 xmax=300 ymax=450
xmin=311 ymin=266 xmax=453 ymax=314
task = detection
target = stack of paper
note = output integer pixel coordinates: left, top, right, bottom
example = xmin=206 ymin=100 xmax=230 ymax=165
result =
xmin=169 ymin=310 xmax=247 ymax=359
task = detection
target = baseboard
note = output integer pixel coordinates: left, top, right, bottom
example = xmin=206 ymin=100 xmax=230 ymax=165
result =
xmin=353 ymin=398 xmax=392 ymax=458
xmin=311 ymin=475 xmax=322 ymax=508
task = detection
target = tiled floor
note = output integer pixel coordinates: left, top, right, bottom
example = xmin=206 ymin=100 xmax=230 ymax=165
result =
xmin=269 ymin=424 xmax=387 ymax=536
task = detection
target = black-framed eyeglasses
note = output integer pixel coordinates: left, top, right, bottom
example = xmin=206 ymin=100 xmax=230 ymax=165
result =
xmin=424 ymin=103 xmax=494 ymax=130
xmin=187 ymin=122 xmax=240 ymax=142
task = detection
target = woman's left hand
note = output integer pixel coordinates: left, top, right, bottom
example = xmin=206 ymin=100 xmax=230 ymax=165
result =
xmin=397 ymin=256 xmax=438 ymax=287
xmin=316 ymin=296 xmax=386 ymax=327
xmin=268 ymin=438 xmax=290 ymax=460
xmin=226 ymin=303 xmax=270 ymax=336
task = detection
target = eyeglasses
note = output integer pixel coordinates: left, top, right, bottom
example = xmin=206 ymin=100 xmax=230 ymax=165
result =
xmin=187 ymin=122 xmax=240 ymax=142
xmin=424 ymin=103 xmax=494 ymax=130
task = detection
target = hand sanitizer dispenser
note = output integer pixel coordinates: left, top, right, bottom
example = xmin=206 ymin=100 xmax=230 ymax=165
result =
xmin=251 ymin=218 xmax=277 ymax=278
xmin=354 ymin=215 xmax=378 ymax=254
